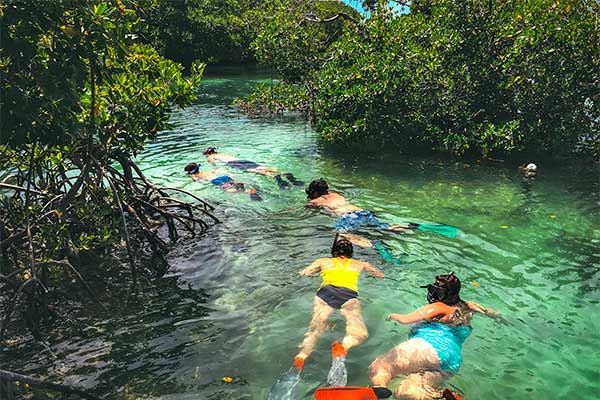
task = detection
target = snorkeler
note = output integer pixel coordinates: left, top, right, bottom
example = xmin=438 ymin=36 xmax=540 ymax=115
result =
xmin=293 ymin=236 xmax=385 ymax=386
xmin=518 ymin=162 xmax=538 ymax=178
xmin=305 ymin=178 xmax=410 ymax=233
xmin=202 ymin=147 xmax=304 ymax=189
xmin=368 ymin=272 xmax=503 ymax=400
xmin=184 ymin=162 xmax=262 ymax=201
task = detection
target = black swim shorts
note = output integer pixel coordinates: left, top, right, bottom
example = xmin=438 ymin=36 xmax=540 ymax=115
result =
xmin=316 ymin=285 xmax=358 ymax=309
xmin=226 ymin=160 xmax=260 ymax=170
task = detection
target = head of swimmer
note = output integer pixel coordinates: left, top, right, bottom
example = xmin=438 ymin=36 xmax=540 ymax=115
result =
xmin=306 ymin=178 xmax=329 ymax=199
xmin=184 ymin=162 xmax=200 ymax=175
xmin=421 ymin=272 xmax=461 ymax=305
xmin=331 ymin=237 xmax=353 ymax=258
xmin=203 ymin=147 xmax=217 ymax=156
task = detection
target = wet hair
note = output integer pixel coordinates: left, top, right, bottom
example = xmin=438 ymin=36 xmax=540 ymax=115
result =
xmin=331 ymin=237 xmax=353 ymax=258
xmin=233 ymin=182 xmax=245 ymax=191
xmin=203 ymin=147 xmax=217 ymax=155
xmin=184 ymin=162 xmax=200 ymax=174
xmin=424 ymin=272 xmax=462 ymax=305
xmin=305 ymin=178 xmax=329 ymax=199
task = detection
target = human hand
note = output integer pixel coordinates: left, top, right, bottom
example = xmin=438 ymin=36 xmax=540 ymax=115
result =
xmin=437 ymin=313 xmax=452 ymax=323
xmin=386 ymin=313 xmax=399 ymax=321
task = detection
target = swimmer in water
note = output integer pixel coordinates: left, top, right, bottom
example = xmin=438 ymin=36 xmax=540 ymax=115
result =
xmin=292 ymin=236 xmax=385 ymax=386
xmin=202 ymin=147 xmax=304 ymax=189
xmin=368 ymin=272 xmax=504 ymax=400
xmin=184 ymin=162 xmax=262 ymax=201
xmin=305 ymin=178 xmax=411 ymax=233
xmin=518 ymin=162 xmax=538 ymax=178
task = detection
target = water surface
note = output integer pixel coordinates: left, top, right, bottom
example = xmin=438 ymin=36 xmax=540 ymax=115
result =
xmin=5 ymin=68 xmax=599 ymax=399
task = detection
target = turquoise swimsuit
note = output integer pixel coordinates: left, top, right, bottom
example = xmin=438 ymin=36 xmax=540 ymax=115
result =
xmin=409 ymin=322 xmax=472 ymax=374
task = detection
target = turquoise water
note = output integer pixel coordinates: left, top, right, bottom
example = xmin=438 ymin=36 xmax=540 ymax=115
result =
xmin=4 ymin=70 xmax=599 ymax=399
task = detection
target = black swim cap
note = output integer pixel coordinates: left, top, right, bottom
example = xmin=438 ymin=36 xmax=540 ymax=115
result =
xmin=203 ymin=147 xmax=217 ymax=155
xmin=306 ymin=178 xmax=329 ymax=199
xmin=422 ymin=272 xmax=461 ymax=305
xmin=184 ymin=162 xmax=200 ymax=174
xmin=331 ymin=237 xmax=353 ymax=258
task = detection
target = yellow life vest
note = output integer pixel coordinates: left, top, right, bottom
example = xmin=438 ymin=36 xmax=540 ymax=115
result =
xmin=320 ymin=257 xmax=360 ymax=292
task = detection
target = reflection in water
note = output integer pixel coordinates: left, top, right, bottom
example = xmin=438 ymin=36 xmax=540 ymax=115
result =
xmin=1 ymin=70 xmax=598 ymax=400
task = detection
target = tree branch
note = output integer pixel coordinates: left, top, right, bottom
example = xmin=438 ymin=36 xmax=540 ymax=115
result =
xmin=0 ymin=369 xmax=102 ymax=400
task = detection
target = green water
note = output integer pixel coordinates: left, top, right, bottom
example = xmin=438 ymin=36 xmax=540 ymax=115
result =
xmin=5 ymin=69 xmax=599 ymax=399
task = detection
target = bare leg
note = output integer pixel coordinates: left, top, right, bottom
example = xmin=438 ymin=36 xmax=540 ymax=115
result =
xmin=395 ymin=371 xmax=445 ymax=400
xmin=339 ymin=299 xmax=368 ymax=350
xmin=387 ymin=225 xmax=413 ymax=233
xmin=369 ymin=339 xmax=441 ymax=388
xmin=340 ymin=233 xmax=373 ymax=248
xmin=295 ymin=296 xmax=335 ymax=360
xmin=249 ymin=166 xmax=282 ymax=177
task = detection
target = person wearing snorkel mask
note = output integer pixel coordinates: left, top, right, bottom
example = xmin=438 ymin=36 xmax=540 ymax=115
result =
xmin=305 ymin=178 xmax=410 ymax=233
xmin=202 ymin=147 xmax=304 ymax=189
xmin=368 ymin=273 xmax=504 ymax=400
xmin=292 ymin=236 xmax=385 ymax=386
xmin=184 ymin=162 xmax=262 ymax=201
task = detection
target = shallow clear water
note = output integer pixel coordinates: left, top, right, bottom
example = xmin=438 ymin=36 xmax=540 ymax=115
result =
xmin=5 ymin=68 xmax=599 ymax=399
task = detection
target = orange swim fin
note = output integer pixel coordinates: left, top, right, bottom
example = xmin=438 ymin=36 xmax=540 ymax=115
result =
xmin=315 ymin=386 xmax=378 ymax=400
xmin=442 ymin=387 xmax=464 ymax=400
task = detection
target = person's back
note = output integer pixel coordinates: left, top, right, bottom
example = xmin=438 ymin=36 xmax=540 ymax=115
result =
xmin=292 ymin=237 xmax=384 ymax=386
xmin=306 ymin=179 xmax=361 ymax=214
xmin=201 ymin=146 xmax=235 ymax=162
xmin=309 ymin=192 xmax=362 ymax=215
xmin=316 ymin=256 xmax=368 ymax=292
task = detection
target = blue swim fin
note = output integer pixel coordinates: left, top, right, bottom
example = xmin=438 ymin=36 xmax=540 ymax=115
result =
xmin=373 ymin=242 xmax=402 ymax=265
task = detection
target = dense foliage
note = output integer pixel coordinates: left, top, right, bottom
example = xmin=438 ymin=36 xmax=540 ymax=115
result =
xmin=252 ymin=0 xmax=600 ymax=157
xmin=237 ymin=0 xmax=360 ymax=114
xmin=144 ymin=0 xmax=268 ymax=67
xmin=0 ymin=0 xmax=214 ymax=339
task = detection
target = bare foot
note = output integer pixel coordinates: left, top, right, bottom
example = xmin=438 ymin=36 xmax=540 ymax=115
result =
xmin=339 ymin=233 xmax=373 ymax=248
xmin=388 ymin=225 xmax=413 ymax=233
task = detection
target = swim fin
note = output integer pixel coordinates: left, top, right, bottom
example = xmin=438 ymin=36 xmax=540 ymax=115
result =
xmin=372 ymin=387 xmax=393 ymax=398
xmin=268 ymin=367 xmax=301 ymax=400
xmin=283 ymin=173 xmax=305 ymax=187
xmin=248 ymin=189 xmax=263 ymax=201
xmin=373 ymin=242 xmax=402 ymax=265
xmin=314 ymin=386 xmax=390 ymax=400
xmin=274 ymin=175 xmax=291 ymax=189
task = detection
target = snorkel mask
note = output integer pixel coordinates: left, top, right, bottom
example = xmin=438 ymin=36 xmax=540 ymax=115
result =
xmin=420 ymin=272 xmax=460 ymax=304
xmin=331 ymin=233 xmax=353 ymax=258
xmin=306 ymin=178 xmax=329 ymax=199
xmin=203 ymin=147 xmax=217 ymax=155
xmin=185 ymin=162 xmax=201 ymax=175
xmin=421 ymin=282 xmax=449 ymax=304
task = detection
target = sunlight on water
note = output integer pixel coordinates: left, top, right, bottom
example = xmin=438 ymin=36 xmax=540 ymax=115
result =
xmin=5 ymin=67 xmax=598 ymax=400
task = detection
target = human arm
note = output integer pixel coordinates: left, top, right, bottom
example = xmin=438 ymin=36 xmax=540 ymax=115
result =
xmin=465 ymin=301 xmax=510 ymax=325
xmin=361 ymin=261 xmax=384 ymax=279
xmin=386 ymin=303 xmax=454 ymax=324
xmin=304 ymin=198 xmax=323 ymax=209
xmin=299 ymin=259 xmax=324 ymax=277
